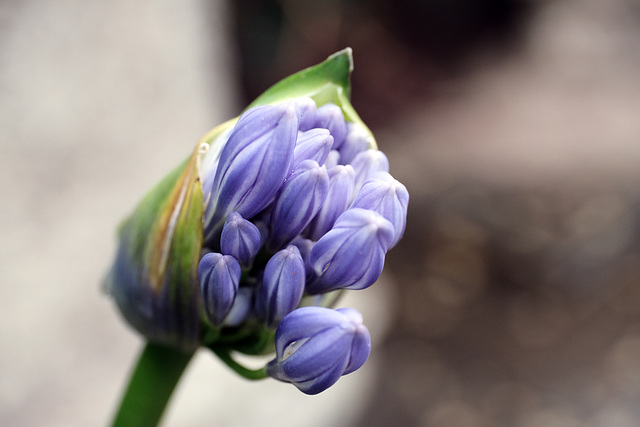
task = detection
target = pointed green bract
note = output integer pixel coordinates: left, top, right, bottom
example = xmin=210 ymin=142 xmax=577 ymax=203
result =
xmin=247 ymin=48 xmax=376 ymax=150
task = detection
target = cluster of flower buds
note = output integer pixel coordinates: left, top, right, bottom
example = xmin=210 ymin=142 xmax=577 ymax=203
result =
xmin=105 ymin=49 xmax=409 ymax=396
xmin=196 ymin=98 xmax=408 ymax=394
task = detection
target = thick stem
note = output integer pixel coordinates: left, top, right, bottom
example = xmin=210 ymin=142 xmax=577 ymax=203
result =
xmin=111 ymin=342 xmax=194 ymax=427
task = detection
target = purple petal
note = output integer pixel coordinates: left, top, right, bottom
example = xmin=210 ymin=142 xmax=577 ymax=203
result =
xmin=255 ymin=246 xmax=306 ymax=327
xmin=223 ymin=287 xmax=253 ymax=327
xmin=198 ymin=253 xmax=241 ymax=325
xmin=306 ymin=164 xmax=355 ymax=240
xmin=272 ymin=307 xmax=348 ymax=359
xmin=266 ymin=307 xmax=371 ymax=394
xmin=338 ymin=122 xmax=371 ymax=165
xmin=312 ymin=103 xmax=347 ymax=150
xmin=350 ymin=171 xmax=409 ymax=248
xmin=291 ymin=97 xmax=318 ymax=131
xmin=293 ymin=129 xmax=333 ymax=169
xmin=323 ymin=150 xmax=341 ymax=169
xmin=220 ymin=211 xmax=262 ymax=267
xmin=203 ymin=104 xmax=298 ymax=243
xmin=268 ymin=160 xmax=330 ymax=250
xmin=350 ymin=149 xmax=389 ymax=194
xmin=307 ymin=208 xmax=394 ymax=294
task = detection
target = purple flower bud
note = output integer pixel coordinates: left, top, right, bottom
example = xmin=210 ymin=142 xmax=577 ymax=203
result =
xmin=306 ymin=165 xmax=355 ymax=241
xmin=268 ymin=160 xmax=330 ymax=250
xmin=253 ymin=220 xmax=270 ymax=249
xmin=292 ymin=129 xmax=333 ymax=169
xmin=310 ymin=103 xmax=347 ymax=149
xmin=323 ymin=150 xmax=341 ymax=169
xmin=198 ymin=253 xmax=241 ymax=325
xmin=203 ymin=104 xmax=299 ymax=243
xmin=220 ymin=211 xmax=262 ymax=267
xmin=307 ymin=208 xmax=394 ymax=294
xmin=291 ymin=97 xmax=317 ymax=130
xmin=199 ymin=126 xmax=233 ymax=195
xmin=338 ymin=122 xmax=371 ymax=165
xmin=350 ymin=149 xmax=390 ymax=193
xmin=255 ymin=246 xmax=306 ymax=327
xmin=290 ymin=236 xmax=315 ymax=278
xmin=266 ymin=307 xmax=371 ymax=395
xmin=223 ymin=287 xmax=253 ymax=327
xmin=350 ymin=172 xmax=409 ymax=249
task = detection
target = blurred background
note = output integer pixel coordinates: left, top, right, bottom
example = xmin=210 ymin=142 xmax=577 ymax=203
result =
xmin=2 ymin=0 xmax=640 ymax=426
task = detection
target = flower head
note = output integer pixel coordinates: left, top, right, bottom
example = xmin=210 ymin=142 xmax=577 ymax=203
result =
xmin=105 ymin=49 xmax=407 ymax=394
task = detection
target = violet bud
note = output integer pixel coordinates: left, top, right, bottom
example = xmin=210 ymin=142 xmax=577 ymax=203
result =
xmin=350 ymin=149 xmax=390 ymax=193
xmin=291 ymin=97 xmax=317 ymax=130
xmin=198 ymin=253 xmax=241 ymax=326
xmin=266 ymin=307 xmax=371 ymax=395
xmin=307 ymin=208 xmax=394 ymax=294
xmin=223 ymin=287 xmax=253 ymax=327
xmin=203 ymin=104 xmax=298 ymax=243
xmin=220 ymin=211 xmax=262 ymax=267
xmin=292 ymin=129 xmax=333 ymax=169
xmin=255 ymin=246 xmax=306 ymax=327
xmin=290 ymin=236 xmax=315 ymax=278
xmin=268 ymin=160 xmax=330 ymax=250
xmin=350 ymin=171 xmax=409 ymax=249
xmin=338 ymin=122 xmax=371 ymax=165
xmin=306 ymin=165 xmax=355 ymax=241
xmin=308 ymin=103 xmax=347 ymax=149
xmin=323 ymin=150 xmax=341 ymax=169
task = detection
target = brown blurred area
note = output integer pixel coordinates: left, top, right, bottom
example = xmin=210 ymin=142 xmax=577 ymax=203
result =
xmin=231 ymin=0 xmax=640 ymax=426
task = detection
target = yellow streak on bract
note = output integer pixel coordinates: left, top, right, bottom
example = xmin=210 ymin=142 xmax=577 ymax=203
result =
xmin=146 ymin=147 xmax=200 ymax=293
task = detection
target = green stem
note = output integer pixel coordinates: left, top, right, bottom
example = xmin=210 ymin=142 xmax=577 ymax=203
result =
xmin=211 ymin=347 xmax=268 ymax=380
xmin=111 ymin=342 xmax=194 ymax=427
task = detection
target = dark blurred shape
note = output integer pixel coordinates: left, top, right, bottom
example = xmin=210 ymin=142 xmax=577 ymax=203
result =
xmin=228 ymin=0 xmax=534 ymax=126
xmin=368 ymin=0 xmax=532 ymax=65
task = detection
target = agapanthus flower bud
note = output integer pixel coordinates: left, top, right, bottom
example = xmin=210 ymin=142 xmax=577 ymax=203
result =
xmin=198 ymin=253 xmax=241 ymax=326
xmin=350 ymin=171 xmax=409 ymax=249
xmin=307 ymin=208 xmax=394 ymax=294
xmin=266 ymin=307 xmax=371 ymax=395
xmin=305 ymin=103 xmax=347 ymax=150
xmin=203 ymin=104 xmax=298 ymax=243
xmin=106 ymin=49 xmax=403 ymax=395
xmin=255 ymin=246 xmax=306 ymax=327
xmin=338 ymin=122 xmax=371 ymax=165
xmin=290 ymin=236 xmax=315 ymax=277
xmin=291 ymin=96 xmax=317 ymax=130
xmin=292 ymin=129 xmax=333 ymax=169
xmin=306 ymin=164 xmax=355 ymax=241
xmin=268 ymin=160 xmax=330 ymax=250
xmin=323 ymin=150 xmax=341 ymax=169
xmin=223 ymin=287 xmax=253 ymax=327
xmin=220 ymin=211 xmax=261 ymax=267
xmin=350 ymin=149 xmax=390 ymax=193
